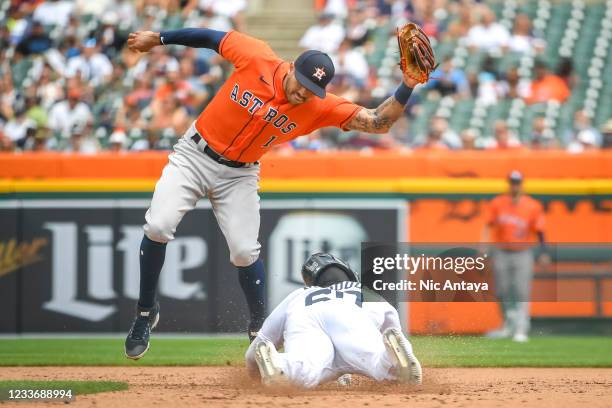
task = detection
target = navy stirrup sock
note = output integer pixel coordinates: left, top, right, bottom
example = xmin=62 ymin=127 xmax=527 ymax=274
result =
xmin=138 ymin=235 xmax=167 ymax=308
xmin=237 ymin=259 xmax=266 ymax=330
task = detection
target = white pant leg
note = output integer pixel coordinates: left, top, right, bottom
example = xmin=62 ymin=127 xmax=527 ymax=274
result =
xmin=321 ymin=303 xmax=395 ymax=381
xmin=209 ymin=164 xmax=261 ymax=267
xmin=278 ymin=328 xmax=336 ymax=389
xmin=143 ymin=138 xmax=209 ymax=243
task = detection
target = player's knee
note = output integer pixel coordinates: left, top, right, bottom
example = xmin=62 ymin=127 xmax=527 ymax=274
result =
xmin=143 ymin=220 xmax=174 ymax=243
xmin=301 ymin=369 xmax=324 ymax=389
xmin=230 ymin=245 xmax=259 ymax=267
xmin=290 ymin=362 xmax=322 ymax=389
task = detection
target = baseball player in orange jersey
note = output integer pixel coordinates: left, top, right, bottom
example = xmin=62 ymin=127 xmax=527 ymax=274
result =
xmin=124 ymin=27 xmax=423 ymax=359
xmin=482 ymin=171 xmax=551 ymax=343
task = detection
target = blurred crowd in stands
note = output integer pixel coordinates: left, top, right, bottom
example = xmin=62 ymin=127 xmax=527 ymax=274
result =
xmin=0 ymin=0 xmax=610 ymax=153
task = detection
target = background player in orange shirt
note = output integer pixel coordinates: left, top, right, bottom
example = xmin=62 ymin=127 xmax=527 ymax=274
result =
xmin=123 ymin=27 xmax=428 ymax=359
xmin=482 ymin=170 xmax=551 ymax=342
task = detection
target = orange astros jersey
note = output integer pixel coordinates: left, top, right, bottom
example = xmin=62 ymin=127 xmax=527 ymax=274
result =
xmin=486 ymin=194 xmax=545 ymax=246
xmin=194 ymin=31 xmax=362 ymax=162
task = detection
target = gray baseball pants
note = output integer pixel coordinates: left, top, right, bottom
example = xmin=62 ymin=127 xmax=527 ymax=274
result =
xmin=143 ymin=122 xmax=261 ymax=267
xmin=492 ymin=248 xmax=534 ymax=335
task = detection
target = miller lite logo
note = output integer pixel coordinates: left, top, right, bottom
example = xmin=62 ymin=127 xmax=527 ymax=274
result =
xmin=312 ymin=67 xmax=326 ymax=81
xmin=41 ymin=222 xmax=207 ymax=321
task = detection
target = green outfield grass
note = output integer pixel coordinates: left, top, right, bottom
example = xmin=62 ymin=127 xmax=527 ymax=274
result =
xmin=0 ymin=336 xmax=610 ymax=367
xmin=0 ymin=380 xmax=128 ymax=396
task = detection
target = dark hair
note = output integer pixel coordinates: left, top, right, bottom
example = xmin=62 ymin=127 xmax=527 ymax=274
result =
xmin=556 ymin=57 xmax=573 ymax=77
xmin=482 ymin=56 xmax=497 ymax=77
xmin=534 ymin=59 xmax=549 ymax=70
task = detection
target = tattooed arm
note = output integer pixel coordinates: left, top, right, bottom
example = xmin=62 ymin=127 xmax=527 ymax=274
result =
xmin=345 ymin=96 xmax=406 ymax=134
xmin=345 ymin=77 xmax=419 ymax=134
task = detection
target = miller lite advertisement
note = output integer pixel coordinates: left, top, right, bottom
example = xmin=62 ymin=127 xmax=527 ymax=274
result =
xmin=0 ymin=200 xmax=404 ymax=333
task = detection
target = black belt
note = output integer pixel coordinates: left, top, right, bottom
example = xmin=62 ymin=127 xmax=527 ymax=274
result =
xmin=190 ymin=133 xmax=248 ymax=168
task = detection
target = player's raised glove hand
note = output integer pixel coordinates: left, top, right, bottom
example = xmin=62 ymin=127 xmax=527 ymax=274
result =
xmin=397 ymin=22 xmax=437 ymax=87
xmin=127 ymin=31 xmax=161 ymax=53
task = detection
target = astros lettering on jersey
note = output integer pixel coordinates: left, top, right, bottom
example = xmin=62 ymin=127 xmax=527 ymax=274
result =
xmin=486 ymin=194 xmax=545 ymax=244
xmin=195 ymin=31 xmax=362 ymax=162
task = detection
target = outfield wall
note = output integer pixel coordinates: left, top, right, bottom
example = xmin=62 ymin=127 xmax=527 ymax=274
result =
xmin=1 ymin=151 xmax=611 ymax=334
xmin=1 ymin=150 xmax=611 ymax=179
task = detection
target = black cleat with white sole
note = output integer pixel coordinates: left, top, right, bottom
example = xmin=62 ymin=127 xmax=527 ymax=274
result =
xmin=125 ymin=302 xmax=160 ymax=360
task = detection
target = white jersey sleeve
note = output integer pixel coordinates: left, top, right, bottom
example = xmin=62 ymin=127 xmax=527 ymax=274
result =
xmin=379 ymin=302 xmax=402 ymax=332
xmin=244 ymin=288 xmax=306 ymax=371
xmin=259 ymin=288 xmax=305 ymax=346
xmin=362 ymin=289 xmax=403 ymax=333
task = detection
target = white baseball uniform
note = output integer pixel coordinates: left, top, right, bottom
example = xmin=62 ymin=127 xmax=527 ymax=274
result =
xmin=245 ymin=282 xmax=410 ymax=388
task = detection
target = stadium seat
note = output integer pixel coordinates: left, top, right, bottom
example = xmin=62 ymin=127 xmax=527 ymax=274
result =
xmin=410 ymin=98 xmax=440 ymax=138
xmin=393 ymin=0 xmax=611 ymax=143
xmin=449 ymin=99 xmax=475 ymax=132
xmin=495 ymin=51 xmax=522 ymax=73
xmin=11 ymin=58 xmax=33 ymax=89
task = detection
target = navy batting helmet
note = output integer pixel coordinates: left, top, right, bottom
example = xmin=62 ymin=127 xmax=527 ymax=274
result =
xmin=301 ymin=253 xmax=359 ymax=287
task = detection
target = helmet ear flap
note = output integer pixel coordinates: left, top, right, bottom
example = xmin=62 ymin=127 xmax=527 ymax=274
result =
xmin=301 ymin=269 xmax=314 ymax=286
xmin=301 ymin=254 xmax=320 ymax=287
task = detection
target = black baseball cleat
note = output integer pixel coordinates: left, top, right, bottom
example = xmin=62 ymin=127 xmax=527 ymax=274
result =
xmin=125 ymin=302 xmax=160 ymax=360
xmin=248 ymin=319 xmax=264 ymax=343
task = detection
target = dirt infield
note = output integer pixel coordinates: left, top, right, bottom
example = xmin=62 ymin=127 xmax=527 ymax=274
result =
xmin=1 ymin=367 xmax=611 ymax=408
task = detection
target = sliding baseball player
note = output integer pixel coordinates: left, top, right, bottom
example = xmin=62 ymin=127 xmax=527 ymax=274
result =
xmin=245 ymin=253 xmax=422 ymax=388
